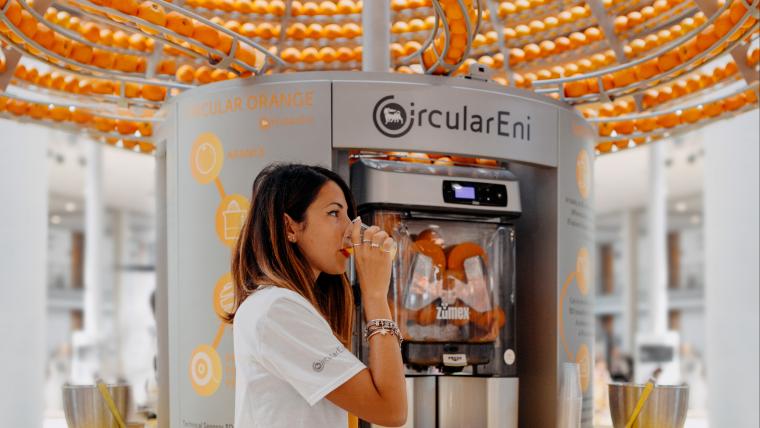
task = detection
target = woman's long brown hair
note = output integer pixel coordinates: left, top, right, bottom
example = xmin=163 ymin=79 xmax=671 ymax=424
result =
xmin=223 ymin=163 xmax=357 ymax=347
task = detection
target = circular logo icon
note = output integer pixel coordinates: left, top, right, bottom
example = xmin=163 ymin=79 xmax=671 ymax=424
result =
xmin=213 ymin=272 xmax=236 ymax=320
xmin=190 ymin=132 xmax=224 ymax=184
xmin=313 ymin=360 xmax=325 ymax=372
xmin=373 ymin=95 xmax=413 ymax=138
xmin=189 ymin=345 xmax=222 ymax=396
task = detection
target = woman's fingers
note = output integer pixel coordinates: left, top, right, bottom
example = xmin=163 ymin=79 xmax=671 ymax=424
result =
xmin=351 ymin=217 xmax=362 ymax=245
xmin=381 ymin=237 xmax=395 ymax=252
xmin=362 ymin=225 xmax=381 ymax=243
xmin=371 ymin=231 xmax=388 ymax=248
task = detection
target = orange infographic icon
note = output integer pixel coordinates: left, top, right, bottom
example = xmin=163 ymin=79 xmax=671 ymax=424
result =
xmin=190 ymin=132 xmax=224 ymax=184
xmin=575 ymin=148 xmax=591 ymax=200
xmin=213 ymin=272 xmax=236 ymax=320
xmin=576 ymin=246 xmax=590 ymax=296
xmin=575 ymin=343 xmax=591 ymax=393
xmin=189 ymin=344 xmax=223 ymax=396
xmin=215 ymin=194 xmax=251 ymax=247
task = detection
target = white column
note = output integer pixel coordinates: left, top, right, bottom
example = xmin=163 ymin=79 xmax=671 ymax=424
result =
xmin=620 ymin=210 xmax=638 ymax=353
xmin=156 ymin=153 xmax=170 ymax=428
xmin=81 ymin=140 xmax=105 ymax=378
xmin=0 ymin=123 xmax=48 ymax=427
xmin=84 ymin=141 xmax=104 ymax=337
xmin=362 ymin=0 xmax=390 ymax=72
xmin=646 ymin=142 xmax=668 ymax=335
xmin=703 ymin=111 xmax=759 ymax=428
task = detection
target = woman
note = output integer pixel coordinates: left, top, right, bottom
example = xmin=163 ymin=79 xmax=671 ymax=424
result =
xmin=225 ymin=163 xmax=407 ymax=427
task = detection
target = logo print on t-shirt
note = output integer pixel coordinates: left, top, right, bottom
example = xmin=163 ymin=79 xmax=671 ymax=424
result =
xmin=312 ymin=346 xmax=345 ymax=372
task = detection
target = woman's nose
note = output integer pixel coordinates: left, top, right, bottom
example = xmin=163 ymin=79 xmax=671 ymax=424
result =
xmin=341 ymin=214 xmax=356 ymax=239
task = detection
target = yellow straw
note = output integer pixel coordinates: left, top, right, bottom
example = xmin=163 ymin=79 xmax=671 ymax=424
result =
xmin=97 ymin=382 xmax=127 ymax=428
xmin=624 ymin=381 xmax=655 ymax=428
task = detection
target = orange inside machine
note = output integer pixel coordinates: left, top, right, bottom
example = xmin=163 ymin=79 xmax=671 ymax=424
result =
xmin=350 ymin=153 xmax=519 ymax=375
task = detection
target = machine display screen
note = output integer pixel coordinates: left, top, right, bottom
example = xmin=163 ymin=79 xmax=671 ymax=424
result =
xmin=443 ymin=180 xmax=508 ymax=207
xmin=453 ymin=185 xmax=476 ymax=200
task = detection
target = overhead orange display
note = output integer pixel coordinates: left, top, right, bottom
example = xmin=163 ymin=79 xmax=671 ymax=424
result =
xmin=0 ymin=0 xmax=757 ymax=154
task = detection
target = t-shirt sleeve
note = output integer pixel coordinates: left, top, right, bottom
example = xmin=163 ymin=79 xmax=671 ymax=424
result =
xmin=255 ymin=294 xmax=366 ymax=406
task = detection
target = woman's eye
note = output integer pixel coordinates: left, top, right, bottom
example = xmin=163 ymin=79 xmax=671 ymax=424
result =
xmin=328 ymin=210 xmax=339 ymax=217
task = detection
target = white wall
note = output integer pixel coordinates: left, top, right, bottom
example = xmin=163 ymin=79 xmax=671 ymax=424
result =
xmin=679 ymin=309 xmax=705 ymax=360
xmin=703 ymin=110 xmax=759 ymax=428
xmin=0 ymin=122 xmax=49 ymax=427
xmin=679 ymin=227 xmax=704 ymax=290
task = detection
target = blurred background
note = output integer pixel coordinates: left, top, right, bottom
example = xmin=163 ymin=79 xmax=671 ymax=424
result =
xmin=1 ymin=95 xmax=757 ymax=428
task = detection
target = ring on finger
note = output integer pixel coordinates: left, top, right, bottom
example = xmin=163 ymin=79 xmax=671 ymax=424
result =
xmin=362 ymin=239 xmax=372 ymax=244
xmin=371 ymin=242 xmax=380 ymax=248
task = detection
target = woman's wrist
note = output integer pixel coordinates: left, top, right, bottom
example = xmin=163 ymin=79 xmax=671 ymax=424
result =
xmin=362 ymin=295 xmax=392 ymax=321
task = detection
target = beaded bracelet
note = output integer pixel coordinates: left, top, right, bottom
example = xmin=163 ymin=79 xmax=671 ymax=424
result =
xmin=366 ymin=328 xmax=403 ymax=345
xmin=364 ymin=319 xmax=403 ymax=345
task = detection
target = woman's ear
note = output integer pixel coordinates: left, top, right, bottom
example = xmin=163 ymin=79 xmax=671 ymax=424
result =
xmin=283 ymin=214 xmax=299 ymax=243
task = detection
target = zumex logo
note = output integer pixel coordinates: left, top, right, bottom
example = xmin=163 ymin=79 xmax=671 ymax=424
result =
xmin=436 ymin=304 xmax=470 ymax=321
xmin=372 ymin=95 xmax=533 ymax=141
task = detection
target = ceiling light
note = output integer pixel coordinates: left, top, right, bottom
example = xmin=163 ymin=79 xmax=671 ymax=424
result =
xmin=675 ymin=201 xmax=687 ymax=212
xmin=50 ymin=215 xmax=61 ymax=225
xmin=64 ymin=202 xmax=76 ymax=212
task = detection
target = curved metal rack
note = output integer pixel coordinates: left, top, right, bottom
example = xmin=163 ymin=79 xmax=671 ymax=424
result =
xmin=0 ymin=5 xmax=191 ymax=90
xmin=0 ymin=109 xmax=156 ymax=151
xmin=618 ymin=2 xmax=698 ymax=39
xmin=403 ymin=0 xmax=484 ymax=75
xmin=67 ymin=0 xmax=280 ymax=72
xmin=590 ymin=80 xmax=758 ymax=125
xmin=20 ymin=2 xmax=149 ymax=58
xmin=10 ymin=76 xmax=165 ymax=110
xmin=0 ymin=0 xmax=758 ymax=157
xmin=1 ymin=88 xmax=161 ymax=123
xmin=593 ymin=100 xmax=758 ymax=153
xmin=532 ymin=0 xmax=759 ymax=102
xmin=588 ymin=82 xmax=759 ymax=154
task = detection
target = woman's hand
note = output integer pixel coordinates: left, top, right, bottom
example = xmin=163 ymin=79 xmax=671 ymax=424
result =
xmin=350 ymin=217 xmax=395 ymax=302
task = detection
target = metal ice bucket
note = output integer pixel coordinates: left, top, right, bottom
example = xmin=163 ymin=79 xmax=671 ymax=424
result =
xmin=609 ymin=383 xmax=688 ymax=428
xmin=63 ymin=384 xmax=131 ymax=428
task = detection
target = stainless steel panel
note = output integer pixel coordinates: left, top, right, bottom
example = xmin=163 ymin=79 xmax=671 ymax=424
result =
xmin=352 ymin=160 xmax=521 ymax=215
xmin=438 ymin=377 xmax=487 ymax=428
xmin=511 ymin=163 xmax=559 ymax=428
xmin=487 ymin=378 xmax=519 ymax=428
xmin=413 ymin=377 xmax=436 ymax=428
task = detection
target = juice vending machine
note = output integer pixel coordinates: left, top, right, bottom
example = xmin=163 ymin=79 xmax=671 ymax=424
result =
xmin=351 ymin=157 xmax=521 ymax=428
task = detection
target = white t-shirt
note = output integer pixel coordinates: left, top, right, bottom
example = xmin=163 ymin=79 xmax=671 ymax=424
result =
xmin=234 ymin=286 xmax=366 ymax=428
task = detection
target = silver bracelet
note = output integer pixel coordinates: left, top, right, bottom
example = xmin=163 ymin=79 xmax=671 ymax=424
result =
xmin=366 ymin=327 xmax=403 ymax=345
xmin=366 ymin=319 xmax=397 ymax=330
xmin=364 ymin=319 xmax=402 ymax=344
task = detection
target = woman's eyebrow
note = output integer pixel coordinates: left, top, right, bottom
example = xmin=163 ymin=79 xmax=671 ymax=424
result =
xmin=324 ymin=202 xmax=344 ymax=209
